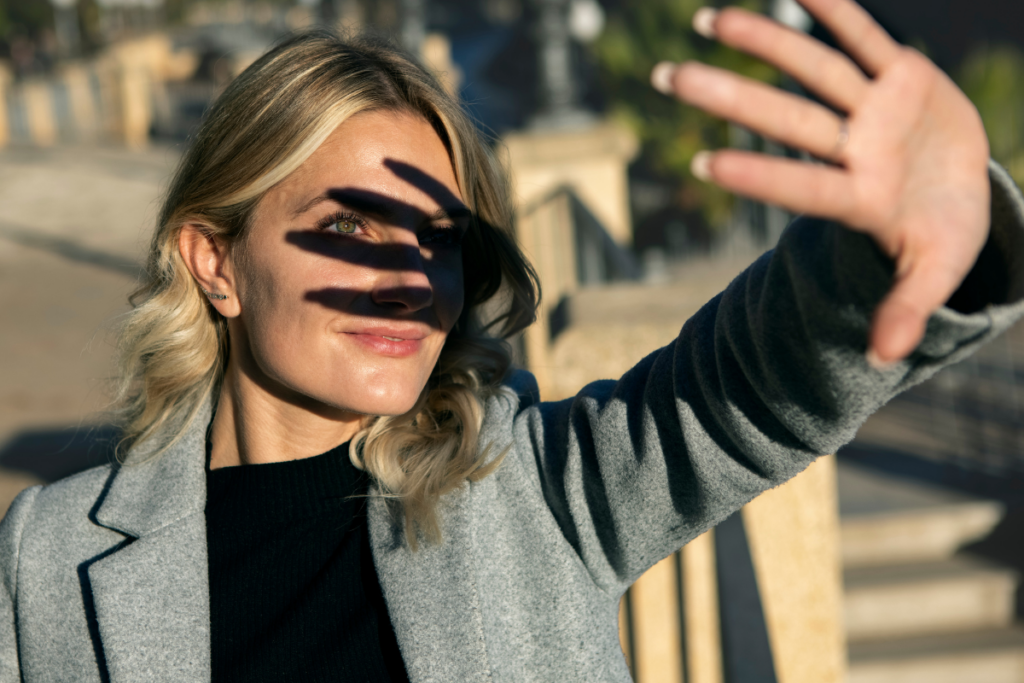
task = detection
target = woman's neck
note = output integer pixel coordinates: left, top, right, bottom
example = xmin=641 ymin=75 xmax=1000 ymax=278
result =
xmin=208 ymin=359 xmax=364 ymax=469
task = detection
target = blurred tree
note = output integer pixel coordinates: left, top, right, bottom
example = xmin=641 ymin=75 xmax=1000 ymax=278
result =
xmin=0 ymin=0 xmax=53 ymax=40
xmin=591 ymin=0 xmax=778 ymax=227
xmin=956 ymin=43 xmax=1024 ymax=189
xmin=0 ymin=0 xmax=55 ymax=76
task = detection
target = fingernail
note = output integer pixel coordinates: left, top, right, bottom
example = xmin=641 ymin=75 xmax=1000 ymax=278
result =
xmin=650 ymin=61 xmax=678 ymax=95
xmin=693 ymin=7 xmax=719 ymax=39
xmin=865 ymin=348 xmax=896 ymax=371
xmin=691 ymin=151 xmax=713 ymax=182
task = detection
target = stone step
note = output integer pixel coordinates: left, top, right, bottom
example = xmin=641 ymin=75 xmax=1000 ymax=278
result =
xmin=838 ymin=459 xmax=1004 ymax=568
xmin=847 ymin=627 xmax=1024 ymax=683
xmin=844 ymin=557 xmax=1017 ymax=641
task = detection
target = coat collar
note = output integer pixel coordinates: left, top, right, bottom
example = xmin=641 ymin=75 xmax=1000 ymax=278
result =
xmin=86 ymin=399 xmax=213 ymax=682
xmin=86 ymin=396 xmax=494 ymax=683
xmin=93 ymin=399 xmax=211 ymax=538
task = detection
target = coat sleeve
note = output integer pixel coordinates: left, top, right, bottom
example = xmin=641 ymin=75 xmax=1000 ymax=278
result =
xmin=0 ymin=485 xmax=41 ymax=682
xmin=510 ymin=161 xmax=1024 ymax=594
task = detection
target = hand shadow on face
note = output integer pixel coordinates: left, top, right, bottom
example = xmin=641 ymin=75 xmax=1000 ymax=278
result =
xmin=284 ymin=159 xmax=473 ymax=330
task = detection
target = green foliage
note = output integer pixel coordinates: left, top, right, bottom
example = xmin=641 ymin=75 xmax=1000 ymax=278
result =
xmin=956 ymin=44 xmax=1024 ymax=189
xmin=0 ymin=0 xmax=53 ymax=39
xmin=591 ymin=0 xmax=779 ymax=226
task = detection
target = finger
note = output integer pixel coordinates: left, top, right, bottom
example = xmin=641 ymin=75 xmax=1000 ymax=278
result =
xmin=712 ymin=7 xmax=868 ymax=112
xmin=695 ymin=150 xmax=854 ymax=220
xmin=795 ymin=0 xmax=903 ymax=76
xmin=672 ymin=62 xmax=846 ymax=159
xmin=868 ymin=256 xmax=966 ymax=364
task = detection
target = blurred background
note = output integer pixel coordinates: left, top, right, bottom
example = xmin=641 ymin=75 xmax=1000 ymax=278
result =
xmin=1 ymin=0 xmax=1023 ymax=681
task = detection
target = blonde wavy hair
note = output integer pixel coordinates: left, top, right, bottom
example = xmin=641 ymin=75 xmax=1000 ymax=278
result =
xmin=114 ymin=31 xmax=539 ymax=547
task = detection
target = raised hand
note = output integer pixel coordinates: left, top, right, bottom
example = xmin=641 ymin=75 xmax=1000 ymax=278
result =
xmin=651 ymin=0 xmax=991 ymax=368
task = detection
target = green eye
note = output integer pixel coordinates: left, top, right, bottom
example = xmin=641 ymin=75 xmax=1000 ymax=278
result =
xmin=316 ymin=212 xmax=364 ymax=235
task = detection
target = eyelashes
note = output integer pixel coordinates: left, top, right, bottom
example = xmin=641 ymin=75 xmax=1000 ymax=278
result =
xmin=313 ymin=210 xmax=464 ymax=246
xmin=315 ymin=211 xmax=366 ymax=235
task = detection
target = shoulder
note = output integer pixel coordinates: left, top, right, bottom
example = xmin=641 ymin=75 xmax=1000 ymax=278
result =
xmin=23 ymin=463 xmax=117 ymax=524
xmin=500 ymin=368 xmax=541 ymax=407
xmin=480 ymin=368 xmax=541 ymax=424
xmin=0 ymin=464 xmax=123 ymax=576
xmin=2 ymin=464 xmax=114 ymax=526
xmin=479 ymin=367 xmax=550 ymax=440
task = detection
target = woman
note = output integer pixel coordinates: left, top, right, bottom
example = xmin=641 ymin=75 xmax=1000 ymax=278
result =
xmin=2 ymin=0 xmax=1023 ymax=680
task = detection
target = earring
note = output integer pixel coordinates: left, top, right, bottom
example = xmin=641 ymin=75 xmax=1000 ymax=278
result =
xmin=201 ymin=288 xmax=228 ymax=301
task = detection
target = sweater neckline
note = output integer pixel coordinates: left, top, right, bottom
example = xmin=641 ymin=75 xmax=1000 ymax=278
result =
xmin=204 ymin=440 xmax=364 ymax=524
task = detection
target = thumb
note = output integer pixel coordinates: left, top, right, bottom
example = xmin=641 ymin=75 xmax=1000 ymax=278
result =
xmin=867 ymin=257 xmax=965 ymax=368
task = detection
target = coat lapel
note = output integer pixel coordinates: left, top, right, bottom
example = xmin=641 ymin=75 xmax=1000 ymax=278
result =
xmin=87 ymin=513 xmax=210 ymax=682
xmin=83 ymin=396 xmax=490 ymax=683
xmin=368 ymin=486 xmax=493 ymax=683
xmin=87 ymin=401 xmax=212 ymax=682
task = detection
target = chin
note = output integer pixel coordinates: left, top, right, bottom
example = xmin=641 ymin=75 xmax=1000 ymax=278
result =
xmin=313 ymin=377 xmax=427 ymax=418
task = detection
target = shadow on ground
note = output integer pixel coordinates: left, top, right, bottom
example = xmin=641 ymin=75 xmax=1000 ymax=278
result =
xmin=0 ymin=425 xmax=120 ymax=483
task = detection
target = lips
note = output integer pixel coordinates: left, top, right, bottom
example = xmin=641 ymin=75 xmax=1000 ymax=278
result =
xmin=343 ymin=324 xmax=430 ymax=358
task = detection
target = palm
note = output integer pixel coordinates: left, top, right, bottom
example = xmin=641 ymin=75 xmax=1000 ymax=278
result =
xmin=660 ymin=0 xmax=992 ymax=364
xmin=848 ymin=55 xmax=987 ymax=247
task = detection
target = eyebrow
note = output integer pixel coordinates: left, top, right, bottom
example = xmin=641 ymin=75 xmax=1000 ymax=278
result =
xmin=291 ymin=189 xmax=472 ymax=223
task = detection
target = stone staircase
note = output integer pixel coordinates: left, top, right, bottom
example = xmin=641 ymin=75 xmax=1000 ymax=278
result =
xmin=839 ymin=460 xmax=1024 ymax=683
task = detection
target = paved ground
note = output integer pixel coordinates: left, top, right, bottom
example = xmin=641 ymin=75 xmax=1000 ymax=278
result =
xmin=0 ymin=143 xmax=181 ymax=514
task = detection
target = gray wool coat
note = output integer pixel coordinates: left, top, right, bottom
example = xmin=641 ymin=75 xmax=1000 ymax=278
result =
xmin=3 ymin=163 xmax=1024 ymax=683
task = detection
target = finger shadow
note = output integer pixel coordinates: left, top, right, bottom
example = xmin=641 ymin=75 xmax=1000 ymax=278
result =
xmin=282 ymin=157 xmax=502 ymax=328
xmin=302 ymin=286 xmax=442 ymax=330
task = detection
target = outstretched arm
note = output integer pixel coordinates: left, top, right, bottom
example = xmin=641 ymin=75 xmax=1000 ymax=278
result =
xmin=511 ymin=165 xmax=1024 ymax=591
xmin=504 ymin=1 xmax=1024 ymax=591
xmin=652 ymin=0 xmax=992 ymax=367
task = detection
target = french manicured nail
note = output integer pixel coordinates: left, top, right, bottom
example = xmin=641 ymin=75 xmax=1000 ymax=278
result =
xmin=865 ymin=348 xmax=896 ymax=371
xmin=691 ymin=151 xmax=713 ymax=182
xmin=650 ymin=61 xmax=678 ymax=95
xmin=693 ymin=7 xmax=719 ymax=39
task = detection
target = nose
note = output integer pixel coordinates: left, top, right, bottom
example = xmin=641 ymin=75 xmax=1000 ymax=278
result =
xmin=370 ymin=240 xmax=434 ymax=312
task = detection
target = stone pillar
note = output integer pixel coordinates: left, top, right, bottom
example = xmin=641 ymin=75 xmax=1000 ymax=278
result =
xmin=23 ymin=80 xmax=58 ymax=146
xmin=61 ymin=63 xmax=98 ymax=142
xmin=682 ymin=531 xmax=724 ymax=683
xmin=743 ymin=455 xmax=846 ymax=683
xmin=94 ymin=58 xmax=121 ymax=143
xmin=620 ymin=533 xmax=725 ymax=683
xmin=503 ymin=122 xmax=638 ymax=247
xmin=118 ymin=63 xmax=151 ymax=149
xmin=420 ymin=33 xmax=462 ymax=97
xmin=0 ymin=64 xmax=10 ymax=148
xmin=629 ymin=553 xmax=685 ymax=682
xmin=513 ymin=189 xmax=576 ymax=397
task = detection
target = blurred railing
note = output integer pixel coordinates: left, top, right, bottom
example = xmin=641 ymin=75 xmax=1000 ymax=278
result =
xmin=514 ymin=184 xmax=839 ymax=683
xmin=515 ymin=184 xmax=641 ymax=391
xmin=0 ymin=34 xmax=201 ymax=149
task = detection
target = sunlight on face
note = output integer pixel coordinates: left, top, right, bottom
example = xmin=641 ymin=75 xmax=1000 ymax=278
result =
xmin=227 ymin=110 xmax=467 ymax=417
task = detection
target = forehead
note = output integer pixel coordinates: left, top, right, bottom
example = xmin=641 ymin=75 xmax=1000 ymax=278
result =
xmin=277 ymin=109 xmax=464 ymax=212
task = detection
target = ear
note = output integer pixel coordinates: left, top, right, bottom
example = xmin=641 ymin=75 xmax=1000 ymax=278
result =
xmin=178 ymin=222 xmax=241 ymax=318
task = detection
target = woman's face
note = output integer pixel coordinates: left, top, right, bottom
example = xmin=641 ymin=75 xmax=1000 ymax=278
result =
xmin=226 ymin=109 xmax=468 ymax=417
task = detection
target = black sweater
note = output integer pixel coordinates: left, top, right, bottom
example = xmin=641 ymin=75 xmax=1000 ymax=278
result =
xmin=205 ymin=441 xmax=410 ymax=683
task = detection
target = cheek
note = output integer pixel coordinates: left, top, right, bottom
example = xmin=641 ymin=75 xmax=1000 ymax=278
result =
xmin=233 ymin=244 xmax=361 ymax=384
xmin=432 ymin=259 xmax=465 ymax=331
